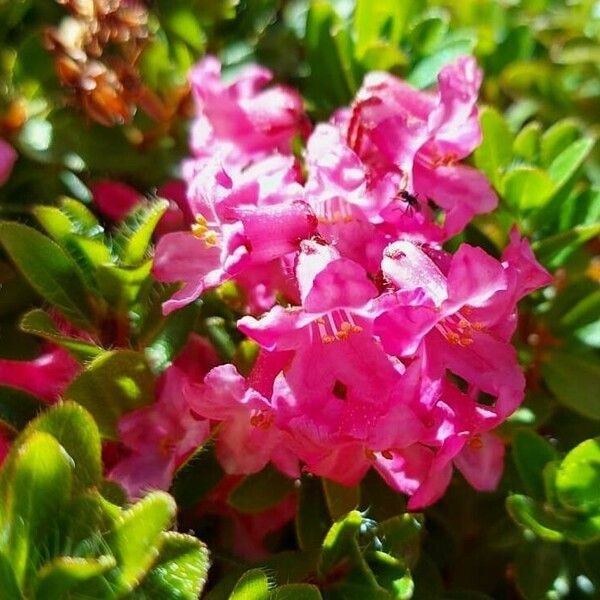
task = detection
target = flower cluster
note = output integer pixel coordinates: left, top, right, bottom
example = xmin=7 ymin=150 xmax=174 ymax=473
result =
xmin=148 ymin=55 xmax=551 ymax=509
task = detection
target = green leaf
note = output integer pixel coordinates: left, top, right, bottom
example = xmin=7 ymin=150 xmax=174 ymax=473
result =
xmin=144 ymin=301 xmax=200 ymax=373
xmin=319 ymin=511 xmax=388 ymax=599
xmin=23 ymin=402 xmax=102 ymax=492
xmin=296 ymin=475 xmax=331 ymax=551
xmin=542 ymin=351 xmax=600 ymax=420
xmin=0 ymin=552 xmax=22 ymax=600
xmin=96 ymin=260 xmax=153 ymax=309
xmin=407 ymin=36 xmax=476 ymax=89
xmin=501 ymin=166 xmax=555 ymax=210
xmin=408 ymin=16 xmax=448 ymax=58
xmin=305 ymin=1 xmax=361 ymax=114
xmin=533 ymin=223 xmax=600 ymax=268
xmin=354 ymin=0 xmax=413 ymax=54
xmin=33 ymin=556 xmax=116 ymax=600
xmin=515 ymin=540 xmax=562 ymax=600
xmin=540 ymin=119 xmax=582 ymax=167
xmin=228 ymin=466 xmax=296 ymax=514
xmin=555 ymin=437 xmax=600 ymax=515
xmin=106 ymin=491 xmax=176 ymax=594
xmin=0 ymin=386 xmax=45 ymax=432
xmin=546 ymin=137 xmax=596 ymax=193
xmin=358 ymin=43 xmax=408 ymax=72
xmin=512 ymin=430 xmax=558 ymax=499
xmin=64 ymin=350 xmax=155 ymax=438
xmin=258 ymin=551 xmax=319 ymax=588
xmin=505 ymin=495 xmax=565 ymax=542
xmin=374 ymin=515 xmax=423 ymax=567
xmin=0 ymin=432 xmax=73 ymax=587
xmin=558 ymin=289 xmax=600 ymax=331
xmin=474 ymin=107 xmax=513 ymax=190
xmin=270 ymin=583 xmax=323 ymax=599
xmin=230 ymin=569 xmax=270 ymax=600
xmin=20 ymin=309 xmax=102 ymax=361
xmin=170 ymin=442 xmax=223 ymax=510
xmin=0 ymin=222 xmax=94 ymax=330
xmin=366 ymin=550 xmax=413 ymax=599
xmin=33 ymin=206 xmax=77 ymax=244
xmin=113 ymin=200 xmax=169 ymax=267
xmin=134 ymin=532 xmax=210 ymax=600
xmin=513 ymin=121 xmax=541 ymax=163
xmin=322 ymin=479 xmax=360 ymax=520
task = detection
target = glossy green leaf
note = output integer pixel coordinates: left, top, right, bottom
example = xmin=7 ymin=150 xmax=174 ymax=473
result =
xmin=270 ymin=583 xmax=323 ymax=599
xmin=0 ymin=222 xmax=94 ymax=330
xmin=501 ymin=166 xmax=555 ymax=210
xmin=0 ymin=386 xmax=45 ymax=432
xmin=144 ymin=301 xmax=200 ymax=373
xmin=228 ymin=465 xmax=296 ymax=514
xmin=0 ymin=432 xmax=73 ymax=587
xmin=407 ymin=36 xmax=476 ymax=89
xmin=543 ymin=351 xmax=600 ymax=420
xmin=322 ymin=479 xmax=360 ymax=520
xmin=106 ymin=491 xmax=176 ymax=594
xmin=546 ymin=137 xmax=595 ymax=193
xmin=64 ymin=350 xmax=155 ymax=438
xmin=474 ymin=107 xmax=513 ymax=190
xmin=513 ymin=121 xmax=541 ymax=163
xmin=33 ymin=556 xmax=116 ymax=600
xmin=540 ymin=119 xmax=582 ymax=167
xmin=23 ymin=402 xmax=102 ymax=492
xmin=305 ymin=1 xmax=361 ymax=114
xmin=555 ymin=437 xmax=600 ymax=515
xmin=113 ymin=200 xmax=169 ymax=267
xmin=366 ymin=550 xmax=413 ymax=599
xmin=133 ymin=532 xmax=210 ymax=600
xmin=230 ymin=569 xmax=270 ymax=600
xmin=96 ymin=260 xmax=153 ymax=309
xmin=319 ymin=511 xmax=388 ymax=599
xmin=354 ymin=0 xmax=413 ymax=54
xmin=533 ymin=223 xmax=600 ymax=268
xmin=20 ymin=309 xmax=102 ymax=361
xmin=505 ymin=495 xmax=565 ymax=542
xmin=512 ymin=430 xmax=558 ymax=499
xmin=170 ymin=442 xmax=224 ymax=510
xmin=0 ymin=552 xmax=22 ymax=600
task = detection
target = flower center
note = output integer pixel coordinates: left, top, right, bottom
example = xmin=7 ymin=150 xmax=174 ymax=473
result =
xmin=313 ymin=310 xmax=363 ymax=344
xmin=191 ymin=215 xmax=219 ymax=247
xmin=250 ymin=409 xmax=273 ymax=429
xmin=313 ymin=197 xmax=354 ymax=225
xmin=435 ymin=311 xmax=484 ymax=347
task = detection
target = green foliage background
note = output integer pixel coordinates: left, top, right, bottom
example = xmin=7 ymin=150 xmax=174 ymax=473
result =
xmin=0 ymin=0 xmax=599 ymax=598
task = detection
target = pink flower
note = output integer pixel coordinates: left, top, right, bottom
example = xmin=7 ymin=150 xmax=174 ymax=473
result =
xmin=352 ymin=56 xmax=497 ymax=237
xmin=185 ymin=364 xmax=298 ymax=478
xmin=0 ymin=346 xmax=80 ymax=402
xmin=0 ymin=140 xmax=17 ymax=186
xmin=374 ymin=240 xmax=539 ymax=417
xmin=154 ymin=158 xmax=316 ymax=314
xmin=91 ymin=180 xmax=141 ymax=221
xmin=109 ymin=366 xmax=210 ymax=499
xmin=189 ymin=56 xmax=309 ymax=170
xmin=108 ymin=335 xmax=218 ymax=499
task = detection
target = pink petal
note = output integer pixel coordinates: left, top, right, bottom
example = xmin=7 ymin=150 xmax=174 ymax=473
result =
xmin=0 ymin=139 xmax=17 ymax=186
xmin=454 ymin=432 xmax=505 ymax=491
xmin=92 ymin=180 xmax=141 ymax=221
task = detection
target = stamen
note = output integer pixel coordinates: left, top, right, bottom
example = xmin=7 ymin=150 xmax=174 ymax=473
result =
xmin=468 ymin=434 xmax=483 ymax=449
